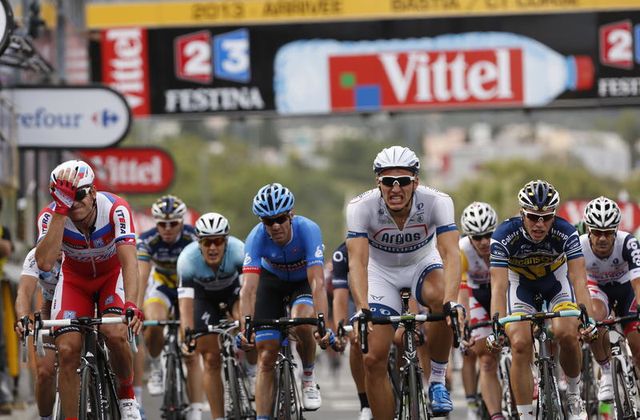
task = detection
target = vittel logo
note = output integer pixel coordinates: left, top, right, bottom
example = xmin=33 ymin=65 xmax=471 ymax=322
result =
xmin=101 ymin=28 xmax=150 ymax=116
xmin=90 ymin=155 xmax=163 ymax=187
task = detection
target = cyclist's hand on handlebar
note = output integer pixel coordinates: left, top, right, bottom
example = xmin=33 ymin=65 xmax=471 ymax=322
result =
xmin=124 ymin=301 xmax=144 ymax=335
xmin=444 ymin=301 xmax=466 ymax=327
xmin=314 ymin=328 xmax=336 ymax=350
xmin=14 ymin=316 xmax=30 ymax=337
xmin=579 ymin=318 xmax=598 ymax=342
xmin=350 ymin=308 xmax=373 ymax=345
xmin=237 ymin=330 xmax=255 ymax=351
xmin=485 ymin=333 xmax=505 ymax=353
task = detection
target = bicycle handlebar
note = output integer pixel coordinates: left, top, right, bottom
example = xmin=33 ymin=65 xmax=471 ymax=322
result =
xmin=595 ymin=312 xmax=640 ymax=328
xmin=143 ymin=319 xmax=181 ymax=327
xmin=499 ymin=309 xmax=581 ymax=326
xmin=358 ymin=311 xmax=445 ymax=354
xmin=243 ymin=315 xmax=326 ymax=345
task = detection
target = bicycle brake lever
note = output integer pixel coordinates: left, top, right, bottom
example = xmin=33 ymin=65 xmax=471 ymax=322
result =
xmin=244 ymin=316 xmax=253 ymax=345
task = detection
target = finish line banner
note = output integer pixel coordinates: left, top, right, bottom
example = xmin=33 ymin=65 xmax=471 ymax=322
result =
xmin=89 ymin=10 xmax=640 ymax=117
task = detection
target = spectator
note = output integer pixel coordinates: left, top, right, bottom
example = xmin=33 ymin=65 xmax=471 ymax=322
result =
xmin=0 ymin=195 xmax=15 ymax=414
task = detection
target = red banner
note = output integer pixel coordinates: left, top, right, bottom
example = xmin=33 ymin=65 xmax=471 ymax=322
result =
xmin=101 ymin=28 xmax=151 ymax=117
xmin=558 ymin=200 xmax=640 ymax=233
xmin=78 ymin=147 xmax=175 ymax=193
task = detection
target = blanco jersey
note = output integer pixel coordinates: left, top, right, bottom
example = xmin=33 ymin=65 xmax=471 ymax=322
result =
xmin=346 ymin=185 xmax=457 ymax=267
xmin=21 ymin=248 xmax=62 ymax=301
xmin=459 ymin=236 xmax=490 ymax=288
xmin=580 ymin=231 xmax=640 ymax=285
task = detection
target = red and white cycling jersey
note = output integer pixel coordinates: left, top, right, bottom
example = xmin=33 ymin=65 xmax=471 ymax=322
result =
xmin=37 ymin=192 xmax=136 ymax=278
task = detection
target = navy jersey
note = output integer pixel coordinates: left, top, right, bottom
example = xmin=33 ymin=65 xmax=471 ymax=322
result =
xmin=332 ymin=242 xmax=349 ymax=290
xmin=137 ymin=224 xmax=199 ymax=288
xmin=490 ymin=216 xmax=583 ymax=282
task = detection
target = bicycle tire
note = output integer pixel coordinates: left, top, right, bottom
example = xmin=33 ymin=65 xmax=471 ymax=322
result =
xmin=500 ymin=355 xmax=518 ymax=420
xmin=163 ymin=354 xmax=184 ymax=420
xmin=539 ymin=361 xmax=564 ymax=420
xmin=226 ymin=360 xmax=253 ymax=419
xmin=97 ymin=348 xmax=121 ymax=420
xmin=612 ymin=357 xmax=634 ymax=420
xmin=79 ymin=367 xmax=100 ymax=420
xmin=407 ymin=363 xmax=421 ymax=419
xmin=581 ymin=347 xmax=598 ymax=419
xmin=234 ymin=361 xmax=256 ymax=418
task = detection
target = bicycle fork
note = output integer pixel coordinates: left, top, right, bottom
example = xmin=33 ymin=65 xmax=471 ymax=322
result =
xmin=611 ymin=340 xmax=640 ymax=416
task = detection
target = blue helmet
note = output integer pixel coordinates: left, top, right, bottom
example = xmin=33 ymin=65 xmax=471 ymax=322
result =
xmin=517 ymin=180 xmax=560 ymax=212
xmin=252 ymin=183 xmax=295 ymax=218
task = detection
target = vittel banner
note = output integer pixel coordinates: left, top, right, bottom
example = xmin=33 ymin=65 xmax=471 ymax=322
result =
xmin=77 ymin=148 xmax=175 ymax=194
xmin=89 ymin=11 xmax=640 ymax=116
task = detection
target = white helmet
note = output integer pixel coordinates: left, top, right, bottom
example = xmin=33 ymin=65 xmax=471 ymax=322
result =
xmin=151 ymin=195 xmax=187 ymax=221
xmin=195 ymin=212 xmax=229 ymax=237
xmin=373 ymin=146 xmax=420 ymax=175
xmin=584 ymin=196 xmax=621 ymax=230
xmin=460 ymin=202 xmax=498 ymax=235
xmin=50 ymin=160 xmax=95 ymax=188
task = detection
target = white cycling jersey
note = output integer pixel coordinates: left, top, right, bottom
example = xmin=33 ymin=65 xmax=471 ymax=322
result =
xmin=346 ymin=185 xmax=456 ymax=267
xmin=580 ymin=231 xmax=640 ymax=285
xmin=459 ymin=236 xmax=490 ymax=289
xmin=21 ymin=248 xmax=61 ymax=301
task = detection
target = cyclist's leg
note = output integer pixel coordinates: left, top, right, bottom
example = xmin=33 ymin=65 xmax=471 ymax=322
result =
xmin=587 ymin=283 xmax=613 ymax=400
xmin=615 ymin=283 xmax=640 ymax=366
xmin=230 ymin=297 xmax=257 ymax=368
xmin=51 ymin=271 xmax=95 ymax=418
xmin=35 ymin=299 xmax=57 ymax=417
xmin=142 ymin=278 xmax=169 ymax=359
xmin=197 ymin=333 xmax=223 ymax=417
xmin=253 ymin=272 xmax=287 ymax=417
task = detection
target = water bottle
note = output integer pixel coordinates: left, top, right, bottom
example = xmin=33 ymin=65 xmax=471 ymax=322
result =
xmin=274 ymin=32 xmax=594 ymax=115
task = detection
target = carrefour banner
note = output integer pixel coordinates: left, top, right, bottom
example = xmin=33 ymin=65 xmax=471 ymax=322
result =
xmin=89 ymin=11 xmax=640 ymax=117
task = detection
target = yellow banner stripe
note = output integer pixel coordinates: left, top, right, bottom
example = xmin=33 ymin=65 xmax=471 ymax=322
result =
xmin=86 ymin=0 xmax=640 ymax=30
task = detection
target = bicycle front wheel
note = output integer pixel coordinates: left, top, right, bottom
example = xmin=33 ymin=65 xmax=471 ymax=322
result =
xmin=273 ymin=361 xmax=302 ymax=420
xmin=163 ymin=354 xmax=185 ymax=420
xmin=539 ymin=361 xmax=564 ymax=420
xmin=79 ymin=367 xmax=100 ymax=420
xmin=581 ymin=347 xmax=598 ymax=419
xmin=612 ymin=357 xmax=634 ymax=420
xmin=226 ymin=360 xmax=255 ymax=419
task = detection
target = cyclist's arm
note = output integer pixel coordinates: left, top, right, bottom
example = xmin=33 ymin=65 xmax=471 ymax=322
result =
xmin=307 ymin=264 xmax=328 ymax=316
xmin=35 ymin=213 xmax=65 ymax=272
xmin=117 ymin=244 xmax=139 ymax=304
xmin=333 ymin=288 xmax=349 ymax=330
xmin=178 ymin=295 xmax=194 ymax=337
xmin=137 ymin=259 xmax=152 ymax=307
xmin=15 ymin=274 xmax=38 ymax=320
xmin=437 ymin=230 xmax=462 ymax=303
xmin=490 ymin=266 xmax=508 ymax=318
xmin=567 ymin=256 xmax=593 ymax=315
xmin=0 ymin=226 xmax=11 ymax=258
xmin=346 ymin=236 xmax=369 ymax=311
xmin=240 ymin=272 xmax=259 ymax=322
xmin=458 ymin=284 xmax=470 ymax=317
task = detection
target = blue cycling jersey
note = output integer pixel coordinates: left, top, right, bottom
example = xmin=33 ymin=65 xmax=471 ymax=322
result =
xmin=243 ymin=215 xmax=324 ymax=282
xmin=490 ymin=216 xmax=582 ymax=282
xmin=332 ymin=242 xmax=349 ymax=290
xmin=177 ymin=236 xmax=244 ymax=292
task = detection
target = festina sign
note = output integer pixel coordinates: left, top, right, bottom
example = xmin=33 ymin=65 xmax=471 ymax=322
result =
xmin=77 ymin=148 xmax=174 ymax=194
xmin=11 ymin=86 xmax=131 ymax=149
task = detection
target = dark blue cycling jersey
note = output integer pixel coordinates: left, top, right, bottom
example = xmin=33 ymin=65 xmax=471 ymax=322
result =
xmin=243 ymin=215 xmax=324 ymax=282
xmin=490 ymin=216 xmax=582 ymax=282
xmin=332 ymin=242 xmax=349 ymax=290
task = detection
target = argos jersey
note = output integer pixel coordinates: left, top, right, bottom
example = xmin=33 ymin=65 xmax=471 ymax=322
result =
xmin=459 ymin=236 xmax=490 ymax=288
xmin=21 ymin=248 xmax=61 ymax=301
xmin=490 ymin=216 xmax=582 ymax=282
xmin=177 ymin=236 xmax=244 ymax=293
xmin=580 ymin=231 xmax=640 ymax=285
xmin=346 ymin=186 xmax=456 ymax=267
xmin=243 ymin=215 xmax=324 ymax=282
xmin=137 ymin=224 xmax=198 ymax=288
xmin=332 ymin=242 xmax=349 ymax=290
xmin=37 ymin=192 xmax=136 ymax=277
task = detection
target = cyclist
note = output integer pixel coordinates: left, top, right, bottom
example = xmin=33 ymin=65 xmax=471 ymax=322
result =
xmin=178 ymin=212 xmax=255 ymax=420
xmin=35 ymin=159 xmax=144 ymax=420
xmin=346 ymin=145 xmax=464 ymax=419
xmin=137 ymin=195 xmax=204 ymax=418
xmin=331 ymin=242 xmax=373 ymax=420
xmin=458 ymin=202 xmax=504 ymax=420
xmin=580 ymin=196 xmax=640 ymax=402
xmin=14 ymin=247 xmax=61 ymax=420
xmin=488 ymin=179 xmax=595 ymax=420
xmin=240 ymin=183 xmax=332 ymax=419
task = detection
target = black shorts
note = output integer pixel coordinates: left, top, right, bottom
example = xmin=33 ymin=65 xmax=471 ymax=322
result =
xmin=193 ymin=279 xmax=241 ymax=331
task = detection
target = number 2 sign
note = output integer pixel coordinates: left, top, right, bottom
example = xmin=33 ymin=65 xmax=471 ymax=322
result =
xmin=174 ymin=28 xmax=250 ymax=84
xmin=600 ymin=20 xmax=634 ymax=70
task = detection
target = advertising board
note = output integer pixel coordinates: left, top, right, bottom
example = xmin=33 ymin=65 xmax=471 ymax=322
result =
xmin=89 ymin=11 xmax=640 ymax=116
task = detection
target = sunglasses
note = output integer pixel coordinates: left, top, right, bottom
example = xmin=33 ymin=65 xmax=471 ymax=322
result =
xmin=471 ymin=232 xmax=493 ymax=241
xmin=157 ymin=221 xmax=180 ymax=229
xmin=590 ymin=229 xmax=616 ymax=238
xmin=522 ymin=211 xmax=555 ymax=223
xmin=261 ymin=214 xmax=290 ymax=226
xmin=200 ymin=236 xmax=226 ymax=247
xmin=75 ymin=187 xmax=91 ymax=201
xmin=378 ymin=176 xmax=416 ymax=187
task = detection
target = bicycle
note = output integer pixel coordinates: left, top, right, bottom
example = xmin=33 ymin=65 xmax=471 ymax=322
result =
xmin=33 ymin=310 xmax=138 ymax=420
xmin=595 ymin=311 xmax=640 ymax=420
xmin=580 ymin=339 xmax=598 ymax=420
xmin=498 ymin=306 xmax=582 ymax=420
xmin=185 ymin=319 xmax=255 ymax=419
xmin=142 ymin=319 xmax=188 ymax=420
xmin=460 ymin=319 xmax=493 ymax=420
xmin=359 ymin=288 xmax=446 ymax=419
xmin=245 ymin=314 xmax=327 ymax=420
